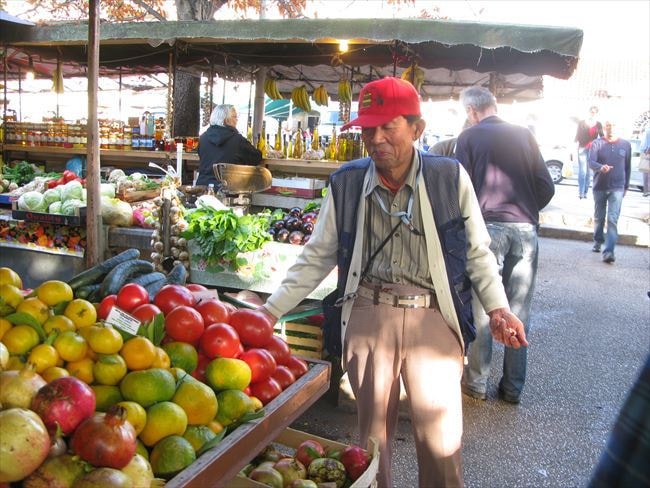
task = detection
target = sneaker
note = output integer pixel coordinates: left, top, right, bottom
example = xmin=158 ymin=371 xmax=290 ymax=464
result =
xmin=592 ymin=243 xmax=602 ymax=253
xmin=498 ymin=387 xmax=521 ymax=404
xmin=461 ymin=384 xmax=486 ymax=401
xmin=602 ymin=252 xmax=616 ymax=264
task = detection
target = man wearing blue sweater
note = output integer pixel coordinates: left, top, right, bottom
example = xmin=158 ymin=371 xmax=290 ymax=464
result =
xmin=588 ymin=120 xmax=631 ymax=263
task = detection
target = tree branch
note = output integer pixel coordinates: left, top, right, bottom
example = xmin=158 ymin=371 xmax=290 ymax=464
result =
xmin=131 ymin=0 xmax=167 ymax=21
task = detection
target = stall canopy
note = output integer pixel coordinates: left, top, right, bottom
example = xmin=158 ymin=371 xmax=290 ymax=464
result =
xmin=1 ymin=17 xmax=583 ymax=102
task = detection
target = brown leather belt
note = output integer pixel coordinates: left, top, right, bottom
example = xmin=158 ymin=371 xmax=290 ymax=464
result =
xmin=357 ymin=284 xmax=438 ymax=309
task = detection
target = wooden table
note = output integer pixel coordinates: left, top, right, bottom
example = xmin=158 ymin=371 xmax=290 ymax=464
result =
xmin=166 ymin=359 xmax=330 ymax=488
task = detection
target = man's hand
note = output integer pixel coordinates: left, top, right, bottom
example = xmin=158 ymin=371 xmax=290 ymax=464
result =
xmin=600 ymin=164 xmax=612 ymax=173
xmin=256 ymin=305 xmax=278 ymax=325
xmin=487 ymin=307 xmax=529 ymax=349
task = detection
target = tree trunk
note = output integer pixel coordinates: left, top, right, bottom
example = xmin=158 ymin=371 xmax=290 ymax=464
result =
xmin=172 ymin=71 xmax=201 ymax=137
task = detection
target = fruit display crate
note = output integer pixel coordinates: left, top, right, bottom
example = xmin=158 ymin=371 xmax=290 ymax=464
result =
xmin=228 ymin=428 xmax=379 ymax=487
xmin=165 ymin=358 xmax=331 ymax=488
xmin=275 ymin=321 xmax=324 ymax=360
xmin=11 ymin=201 xmax=86 ymax=226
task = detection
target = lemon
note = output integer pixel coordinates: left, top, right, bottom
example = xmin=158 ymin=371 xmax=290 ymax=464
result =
xmin=28 ymin=343 xmax=60 ymax=373
xmin=87 ymin=325 xmax=123 ymax=354
xmin=5 ymin=355 xmax=25 ymax=370
xmin=64 ymin=299 xmax=97 ymax=328
xmin=2 ymin=324 xmax=40 ymax=355
xmin=54 ymin=331 xmax=88 ymax=362
xmin=42 ymin=366 xmax=69 ymax=382
xmin=139 ymin=401 xmax=188 ymax=447
xmin=172 ymin=379 xmax=218 ymax=425
xmin=0 ymin=284 xmax=24 ymax=315
xmin=93 ymin=354 xmax=127 ymax=385
xmin=43 ymin=315 xmax=75 ymax=334
xmin=117 ymin=401 xmax=147 ymax=435
xmin=16 ymin=297 xmax=50 ymax=325
xmin=0 ymin=317 xmax=12 ymax=340
xmin=36 ymin=280 xmax=74 ymax=307
xmin=66 ymin=356 xmax=94 ymax=384
xmin=205 ymin=358 xmax=252 ymax=391
xmin=0 ymin=267 xmax=22 ymax=288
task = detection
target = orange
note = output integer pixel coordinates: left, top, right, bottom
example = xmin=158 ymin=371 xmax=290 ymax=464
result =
xmin=172 ymin=379 xmax=218 ymax=425
xmin=16 ymin=297 xmax=50 ymax=325
xmin=64 ymin=299 xmax=97 ymax=328
xmin=66 ymin=356 xmax=94 ymax=384
xmin=43 ymin=315 xmax=75 ymax=334
xmin=28 ymin=343 xmax=60 ymax=373
xmin=5 ymin=355 xmax=26 ymax=371
xmin=119 ymin=368 xmax=176 ymax=407
xmin=151 ymin=347 xmax=171 ymax=369
xmin=0 ymin=267 xmax=22 ymax=288
xmin=120 ymin=336 xmax=156 ymax=370
xmin=183 ymin=425 xmax=216 ymax=453
xmin=42 ymin=366 xmax=69 ymax=382
xmin=139 ymin=402 xmax=188 ymax=447
xmin=54 ymin=331 xmax=88 ymax=362
xmin=162 ymin=342 xmax=198 ymax=374
xmin=93 ymin=353 xmax=127 ymax=385
xmin=207 ymin=419 xmax=224 ymax=435
xmin=214 ymin=389 xmax=253 ymax=427
xmin=36 ymin=280 xmax=73 ymax=307
xmin=2 ymin=324 xmax=40 ymax=355
xmin=0 ymin=284 xmax=24 ymax=315
xmin=92 ymin=385 xmax=123 ymax=411
xmin=0 ymin=317 xmax=12 ymax=340
xmin=205 ymin=358 xmax=251 ymax=391
xmin=87 ymin=325 xmax=123 ymax=354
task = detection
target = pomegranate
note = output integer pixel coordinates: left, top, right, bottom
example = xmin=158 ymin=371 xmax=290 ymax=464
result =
xmin=274 ymin=457 xmax=307 ymax=487
xmin=295 ymin=439 xmax=325 ymax=468
xmin=289 ymin=480 xmax=318 ymax=488
xmin=71 ymin=405 xmax=136 ymax=469
xmin=72 ymin=467 xmax=133 ymax=488
xmin=306 ymin=457 xmax=346 ymax=487
xmin=0 ymin=408 xmax=51 ymax=482
xmin=340 ymin=445 xmax=370 ymax=481
xmin=249 ymin=466 xmax=284 ymax=488
xmin=31 ymin=376 xmax=96 ymax=436
xmin=22 ymin=454 xmax=86 ymax=488
xmin=47 ymin=436 xmax=67 ymax=459
xmin=0 ymin=362 xmax=46 ymax=409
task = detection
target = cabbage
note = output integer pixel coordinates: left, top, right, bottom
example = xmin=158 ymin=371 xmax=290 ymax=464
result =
xmin=100 ymin=183 xmax=116 ymax=198
xmin=101 ymin=196 xmax=133 ymax=227
xmin=60 ymin=180 xmax=83 ymax=202
xmin=61 ymin=199 xmax=85 ymax=216
xmin=42 ymin=188 xmax=61 ymax=207
xmin=49 ymin=201 xmax=62 ymax=214
xmin=108 ymin=169 xmax=126 ymax=184
xmin=17 ymin=191 xmax=46 ymax=212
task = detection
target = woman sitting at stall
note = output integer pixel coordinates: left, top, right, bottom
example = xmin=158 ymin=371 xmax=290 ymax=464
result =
xmin=196 ymin=104 xmax=262 ymax=187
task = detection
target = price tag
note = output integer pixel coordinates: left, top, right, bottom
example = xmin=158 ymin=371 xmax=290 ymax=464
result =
xmin=106 ymin=306 xmax=141 ymax=335
xmin=192 ymin=290 xmax=220 ymax=303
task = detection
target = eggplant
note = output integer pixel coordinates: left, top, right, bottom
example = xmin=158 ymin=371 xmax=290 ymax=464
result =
xmin=285 ymin=217 xmax=302 ymax=231
xmin=273 ymin=220 xmax=286 ymax=230
xmin=302 ymin=221 xmax=314 ymax=234
xmin=276 ymin=228 xmax=290 ymax=243
xmin=302 ymin=212 xmax=318 ymax=224
xmin=289 ymin=231 xmax=305 ymax=245
xmin=289 ymin=207 xmax=302 ymax=218
xmin=268 ymin=228 xmax=276 ymax=238
xmin=303 ymin=234 xmax=311 ymax=245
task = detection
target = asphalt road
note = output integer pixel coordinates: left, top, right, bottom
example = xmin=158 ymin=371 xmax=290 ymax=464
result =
xmin=290 ymin=237 xmax=650 ymax=487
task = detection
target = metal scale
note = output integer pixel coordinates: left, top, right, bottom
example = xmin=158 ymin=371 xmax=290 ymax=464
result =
xmin=213 ymin=163 xmax=272 ymax=213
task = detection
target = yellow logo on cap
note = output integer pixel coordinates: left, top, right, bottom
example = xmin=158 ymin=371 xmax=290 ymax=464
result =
xmin=361 ymin=91 xmax=373 ymax=109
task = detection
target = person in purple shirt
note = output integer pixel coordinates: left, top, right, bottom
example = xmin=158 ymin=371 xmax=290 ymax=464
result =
xmin=588 ymin=120 xmax=631 ymax=263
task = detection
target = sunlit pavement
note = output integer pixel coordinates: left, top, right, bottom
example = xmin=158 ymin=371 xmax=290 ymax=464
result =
xmin=540 ymin=181 xmax=650 ymax=246
xmin=292 ymin=237 xmax=650 ymax=487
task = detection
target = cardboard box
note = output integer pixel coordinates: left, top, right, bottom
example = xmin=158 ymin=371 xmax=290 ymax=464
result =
xmin=262 ymin=177 xmax=326 ymax=198
xmin=11 ymin=201 xmax=86 ymax=226
xmin=227 ymin=428 xmax=379 ymax=488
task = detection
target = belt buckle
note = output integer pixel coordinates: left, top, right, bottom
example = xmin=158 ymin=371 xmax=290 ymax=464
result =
xmin=396 ymin=294 xmax=424 ymax=308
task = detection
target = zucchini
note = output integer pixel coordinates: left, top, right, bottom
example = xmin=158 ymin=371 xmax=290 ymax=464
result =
xmin=144 ymin=278 xmax=167 ymax=298
xmin=166 ymin=263 xmax=187 ymax=285
xmin=68 ymin=249 xmax=140 ymax=290
xmin=99 ymin=259 xmax=154 ymax=298
xmin=75 ymin=283 xmax=101 ymax=300
xmin=129 ymin=272 xmax=166 ymax=287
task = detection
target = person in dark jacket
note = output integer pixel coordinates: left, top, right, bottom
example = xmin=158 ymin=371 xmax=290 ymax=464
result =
xmin=575 ymin=106 xmax=604 ymax=199
xmin=455 ymin=86 xmax=555 ymax=404
xmin=196 ymin=104 xmax=262 ymax=187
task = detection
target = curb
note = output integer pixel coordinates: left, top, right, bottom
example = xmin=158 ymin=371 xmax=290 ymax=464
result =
xmin=538 ymin=224 xmax=640 ymax=246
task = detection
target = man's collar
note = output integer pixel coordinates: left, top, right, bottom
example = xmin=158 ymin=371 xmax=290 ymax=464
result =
xmin=364 ymin=150 xmax=420 ymax=196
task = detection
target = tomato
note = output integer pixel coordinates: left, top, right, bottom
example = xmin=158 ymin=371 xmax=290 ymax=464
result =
xmin=243 ymin=386 xmax=251 ymax=396
xmin=200 ymin=323 xmax=241 ymax=359
xmin=63 ymin=170 xmax=77 ymax=182
xmin=185 ymin=284 xmax=207 ymax=292
xmin=97 ymin=295 xmax=118 ymax=320
xmin=228 ymin=309 xmax=274 ymax=348
xmin=194 ymin=299 xmax=230 ymax=326
xmin=249 ymin=377 xmax=282 ymax=405
xmin=153 ymin=285 xmax=195 ymax=315
xmin=115 ymin=284 xmax=149 ymax=312
xmin=131 ymin=303 xmax=162 ymax=323
xmin=285 ymin=356 xmax=309 ymax=379
xmin=239 ymin=348 xmax=276 ymax=383
xmin=222 ymin=302 xmax=237 ymax=316
xmin=272 ymin=365 xmax=296 ymax=390
xmin=165 ymin=305 xmax=204 ymax=343
xmin=191 ymin=352 xmax=210 ymax=382
xmin=264 ymin=335 xmax=291 ymax=366
xmin=47 ymin=179 xmax=59 ymax=189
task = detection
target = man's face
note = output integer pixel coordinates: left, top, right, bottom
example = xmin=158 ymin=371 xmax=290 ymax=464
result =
xmin=465 ymin=106 xmax=480 ymax=126
xmin=225 ymin=109 xmax=238 ymax=128
xmin=361 ymin=116 xmax=424 ymax=170
xmin=604 ymin=121 xmax=615 ymax=139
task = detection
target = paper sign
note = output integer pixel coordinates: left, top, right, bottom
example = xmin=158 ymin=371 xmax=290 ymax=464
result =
xmin=106 ymin=306 xmax=141 ymax=335
xmin=191 ymin=289 xmax=220 ymax=304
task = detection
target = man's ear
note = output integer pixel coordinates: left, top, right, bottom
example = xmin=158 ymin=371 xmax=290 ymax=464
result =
xmin=414 ymin=119 xmax=426 ymax=140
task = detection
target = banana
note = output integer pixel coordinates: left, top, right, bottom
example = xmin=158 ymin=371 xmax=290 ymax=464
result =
xmin=401 ymin=63 xmax=425 ymax=93
xmin=272 ymin=80 xmax=283 ymax=100
xmin=264 ymin=78 xmax=283 ymax=100
xmin=338 ymin=80 xmax=352 ymax=103
xmin=299 ymin=86 xmax=311 ymax=112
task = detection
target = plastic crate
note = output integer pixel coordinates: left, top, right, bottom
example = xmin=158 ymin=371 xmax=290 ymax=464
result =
xmin=274 ymin=321 xmax=324 ymax=359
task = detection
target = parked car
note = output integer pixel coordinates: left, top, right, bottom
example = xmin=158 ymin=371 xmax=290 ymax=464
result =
xmin=542 ymin=139 xmax=643 ymax=191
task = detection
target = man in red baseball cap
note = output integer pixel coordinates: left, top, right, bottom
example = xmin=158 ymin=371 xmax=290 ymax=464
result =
xmin=258 ymin=77 xmax=526 ymax=487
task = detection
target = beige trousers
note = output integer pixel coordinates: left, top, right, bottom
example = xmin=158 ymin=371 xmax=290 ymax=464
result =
xmin=344 ymin=283 xmax=464 ymax=488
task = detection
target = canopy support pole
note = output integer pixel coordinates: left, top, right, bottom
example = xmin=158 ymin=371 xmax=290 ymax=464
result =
xmin=253 ymin=67 xmax=267 ymax=144
xmin=86 ymin=0 xmax=102 ymax=267
xmin=118 ymin=66 xmax=122 ymax=121
xmin=2 ymin=45 xmax=7 ymax=140
xmin=17 ymin=65 xmax=22 ymax=121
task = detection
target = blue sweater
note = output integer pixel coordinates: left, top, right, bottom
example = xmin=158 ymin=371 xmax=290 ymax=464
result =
xmin=588 ymin=138 xmax=631 ymax=192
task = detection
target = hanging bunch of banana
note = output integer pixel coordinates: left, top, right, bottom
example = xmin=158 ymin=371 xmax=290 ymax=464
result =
xmin=264 ymin=77 xmax=283 ymax=100
xmin=401 ymin=62 xmax=425 ymax=93
xmin=52 ymin=59 xmax=64 ymax=94
xmin=313 ymin=85 xmax=329 ymax=107
xmin=338 ymin=79 xmax=352 ymax=103
xmin=291 ymin=85 xmax=311 ymax=112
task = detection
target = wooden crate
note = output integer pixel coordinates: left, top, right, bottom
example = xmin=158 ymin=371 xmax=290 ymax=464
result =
xmin=227 ymin=427 xmax=379 ymax=488
xmin=274 ymin=321 xmax=323 ymax=359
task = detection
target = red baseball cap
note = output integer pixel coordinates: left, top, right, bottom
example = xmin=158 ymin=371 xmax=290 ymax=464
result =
xmin=341 ymin=77 xmax=421 ymax=131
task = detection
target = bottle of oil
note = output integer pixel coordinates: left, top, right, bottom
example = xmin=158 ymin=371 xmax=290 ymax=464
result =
xmin=257 ymin=122 xmax=267 ymax=158
xmin=283 ymin=134 xmax=290 ymax=158
xmin=246 ymin=117 xmax=253 ymax=143
xmin=311 ymin=127 xmax=319 ymax=150
xmin=328 ymin=127 xmax=337 ymax=160
xmin=274 ymin=131 xmax=282 ymax=151
xmin=337 ymin=133 xmax=348 ymax=161
xmin=292 ymin=122 xmax=303 ymax=159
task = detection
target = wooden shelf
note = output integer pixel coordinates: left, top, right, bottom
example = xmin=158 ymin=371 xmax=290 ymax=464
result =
xmin=263 ymin=158 xmax=342 ymax=177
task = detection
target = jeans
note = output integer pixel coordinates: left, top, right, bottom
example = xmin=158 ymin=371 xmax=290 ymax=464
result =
xmin=577 ymin=147 xmax=591 ymax=197
xmin=463 ymin=222 xmax=538 ymax=399
xmin=593 ymin=190 xmax=624 ymax=255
